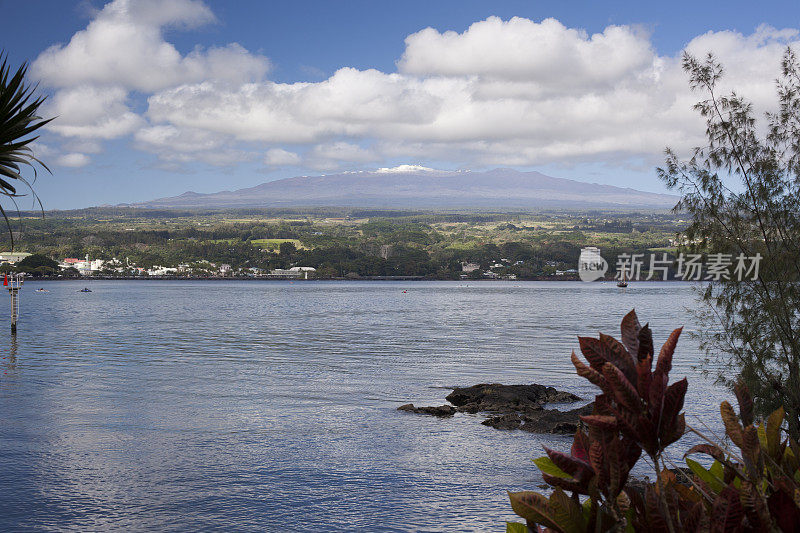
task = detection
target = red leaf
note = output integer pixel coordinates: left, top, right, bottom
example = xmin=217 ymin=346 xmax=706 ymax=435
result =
xmin=580 ymin=415 xmax=618 ymax=430
xmin=711 ymin=485 xmax=745 ymax=532
xmin=649 ymin=371 xmax=668 ymax=419
xmin=613 ymin=405 xmax=641 ymax=442
xmin=645 ymin=485 xmax=671 ymax=533
xmin=544 ymin=447 xmax=594 ymax=481
xmin=655 ymin=327 xmax=683 ymax=377
xmin=541 ymin=473 xmax=590 ymax=495
xmin=620 ymin=309 xmax=641 ymax=358
xmin=660 ymin=378 xmax=688 ymax=430
xmin=571 ymin=351 xmax=611 ymax=395
xmin=662 ymin=413 xmax=685 ymax=447
xmin=637 ymin=323 xmax=654 ymax=362
xmin=681 ymin=501 xmax=705 ymax=532
xmin=578 ymin=336 xmax=609 ymax=372
xmin=733 ymin=381 xmax=754 ymax=427
xmin=685 ymin=443 xmax=725 ymax=463
xmin=571 ymin=429 xmax=590 ymax=462
xmin=599 ymin=332 xmax=638 ymax=384
xmin=589 ymin=440 xmax=608 ymax=490
xmin=603 ymin=362 xmax=642 ymax=412
xmin=637 ymin=355 xmax=653 ymax=400
xmin=622 ymin=435 xmax=642 ymax=470
xmin=767 ymin=488 xmax=800 ymax=533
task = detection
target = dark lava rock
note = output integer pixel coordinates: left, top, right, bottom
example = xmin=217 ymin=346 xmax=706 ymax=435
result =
xmin=482 ymin=403 xmax=593 ymax=434
xmin=397 ymin=403 xmax=456 ymax=417
xmin=481 ymin=413 xmax=524 ymax=430
xmin=398 ymin=383 xmax=587 ymax=434
xmin=446 ymin=383 xmax=581 ymax=414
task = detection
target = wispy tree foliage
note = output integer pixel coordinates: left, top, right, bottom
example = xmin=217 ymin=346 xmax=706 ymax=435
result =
xmin=0 ymin=52 xmax=52 ymax=248
xmin=658 ymin=49 xmax=800 ymax=438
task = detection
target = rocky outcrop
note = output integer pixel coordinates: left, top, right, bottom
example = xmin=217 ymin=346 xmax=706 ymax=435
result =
xmin=397 ymin=403 xmax=456 ymax=417
xmin=481 ymin=403 xmax=594 ymax=434
xmin=397 ymin=383 xmax=588 ymax=434
xmin=445 ymin=383 xmax=580 ymax=413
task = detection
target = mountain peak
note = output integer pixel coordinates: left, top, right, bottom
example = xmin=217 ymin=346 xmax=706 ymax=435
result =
xmin=135 ymin=168 xmax=678 ymax=210
xmin=374 ymin=164 xmax=447 ymax=174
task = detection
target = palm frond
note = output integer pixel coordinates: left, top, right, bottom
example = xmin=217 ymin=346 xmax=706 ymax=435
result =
xmin=0 ymin=51 xmax=53 ymax=249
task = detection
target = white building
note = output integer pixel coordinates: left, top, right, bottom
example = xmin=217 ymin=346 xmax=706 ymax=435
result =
xmin=58 ymin=255 xmax=106 ymax=275
xmin=148 ymin=266 xmax=178 ymax=276
xmin=269 ymin=266 xmax=316 ymax=279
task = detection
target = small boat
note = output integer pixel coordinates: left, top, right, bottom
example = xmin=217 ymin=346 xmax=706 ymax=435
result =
xmin=617 ymin=270 xmax=628 ymax=288
xmin=79 ymin=288 xmax=92 ymax=293
xmin=35 ymin=288 xmax=48 ymax=292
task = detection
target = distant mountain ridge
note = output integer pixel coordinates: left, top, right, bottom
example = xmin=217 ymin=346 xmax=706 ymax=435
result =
xmin=130 ymin=168 xmax=678 ymax=210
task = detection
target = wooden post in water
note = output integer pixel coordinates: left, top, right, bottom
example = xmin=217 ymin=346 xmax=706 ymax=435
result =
xmin=7 ymin=274 xmax=20 ymax=334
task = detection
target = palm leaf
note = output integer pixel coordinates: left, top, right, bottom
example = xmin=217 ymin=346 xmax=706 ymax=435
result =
xmin=0 ymin=51 xmax=53 ymax=249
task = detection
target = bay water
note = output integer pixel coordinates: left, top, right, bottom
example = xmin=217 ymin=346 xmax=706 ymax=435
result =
xmin=0 ymin=281 xmax=726 ymax=531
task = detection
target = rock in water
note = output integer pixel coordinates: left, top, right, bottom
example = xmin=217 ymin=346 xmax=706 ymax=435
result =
xmin=482 ymin=403 xmax=594 ymax=434
xmin=397 ymin=383 xmax=588 ymax=434
xmin=397 ymin=403 xmax=456 ymax=417
xmin=445 ymin=383 xmax=581 ymax=414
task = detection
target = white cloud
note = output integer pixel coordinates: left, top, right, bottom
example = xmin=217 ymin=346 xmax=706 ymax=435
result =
xmin=32 ymin=0 xmax=267 ymax=92
xmin=57 ymin=153 xmax=91 ymax=168
xmin=32 ymin=5 xmax=800 ymax=176
xmin=264 ymin=148 xmax=301 ymax=167
xmin=398 ymin=17 xmax=655 ymax=90
xmin=306 ymin=142 xmax=379 ymax=171
xmin=134 ymin=125 xmax=254 ymax=166
xmin=44 ymin=85 xmax=144 ymax=139
xmin=62 ymin=140 xmax=103 ymax=154
xmin=33 ymin=0 xmax=269 ymax=158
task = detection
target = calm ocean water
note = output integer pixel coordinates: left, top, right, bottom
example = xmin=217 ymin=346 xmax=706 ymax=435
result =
xmin=0 ymin=281 xmax=727 ymax=532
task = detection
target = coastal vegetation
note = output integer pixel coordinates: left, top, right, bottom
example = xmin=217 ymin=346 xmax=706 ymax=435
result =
xmin=507 ymin=49 xmax=800 ymax=532
xmin=0 ymin=208 xmax=684 ymax=279
xmin=507 ymin=310 xmax=800 ymax=532
xmin=0 ymin=52 xmax=51 ymax=247
xmin=660 ymin=49 xmax=800 ymax=438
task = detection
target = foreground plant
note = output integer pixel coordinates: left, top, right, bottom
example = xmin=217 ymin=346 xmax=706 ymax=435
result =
xmin=0 ymin=51 xmax=52 ymax=247
xmin=680 ymin=384 xmax=800 ymax=532
xmin=506 ymin=310 xmax=800 ymax=532
xmin=507 ymin=309 xmax=688 ymax=531
xmin=659 ymin=48 xmax=800 ymax=438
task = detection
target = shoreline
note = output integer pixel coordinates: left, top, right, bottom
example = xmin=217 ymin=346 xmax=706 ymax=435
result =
xmin=27 ymin=275 xmax=689 ymax=282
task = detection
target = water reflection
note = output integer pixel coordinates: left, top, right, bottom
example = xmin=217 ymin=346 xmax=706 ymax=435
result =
xmin=0 ymin=281 xmax=725 ymax=531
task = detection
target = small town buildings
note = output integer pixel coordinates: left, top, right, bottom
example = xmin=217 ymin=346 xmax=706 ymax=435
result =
xmin=148 ymin=266 xmax=178 ymax=276
xmin=59 ymin=255 xmax=105 ymax=275
xmin=269 ymin=266 xmax=316 ymax=279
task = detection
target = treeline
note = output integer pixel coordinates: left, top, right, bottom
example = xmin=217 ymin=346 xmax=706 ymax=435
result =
xmin=2 ymin=211 xmax=679 ymax=278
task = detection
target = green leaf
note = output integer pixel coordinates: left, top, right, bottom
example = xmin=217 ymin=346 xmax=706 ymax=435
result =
xmin=766 ymin=406 xmax=784 ymax=458
xmin=709 ymin=459 xmax=724 ymax=480
xmin=534 ymin=456 xmax=572 ymax=479
xmin=550 ymin=488 xmax=586 ymax=533
xmin=506 ymin=522 xmax=528 ymax=533
xmin=508 ymin=491 xmax=560 ymax=530
xmin=686 ymin=457 xmax=724 ymax=493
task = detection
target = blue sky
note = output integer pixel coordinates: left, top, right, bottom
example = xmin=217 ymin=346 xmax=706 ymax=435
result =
xmin=2 ymin=0 xmax=799 ymax=209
